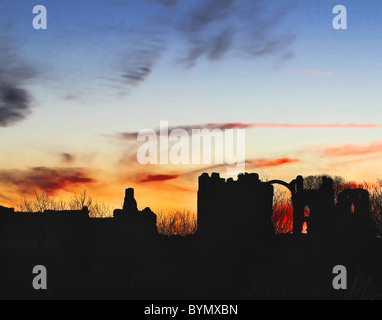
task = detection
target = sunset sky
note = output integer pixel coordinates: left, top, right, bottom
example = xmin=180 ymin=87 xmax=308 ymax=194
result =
xmin=1 ymin=0 xmax=382 ymax=212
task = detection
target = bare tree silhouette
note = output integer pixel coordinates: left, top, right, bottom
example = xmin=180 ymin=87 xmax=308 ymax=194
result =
xmin=157 ymin=210 xmax=197 ymax=236
xmin=69 ymin=190 xmax=93 ymax=210
xmin=17 ymin=190 xmax=56 ymax=212
xmin=16 ymin=189 xmax=113 ymax=218
xmin=90 ymin=200 xmax=112 ymax=218
xmin=272 ymin=184 xmax=293 ymax=234
xmin=365 ymin=179 xmax=382 ymax=236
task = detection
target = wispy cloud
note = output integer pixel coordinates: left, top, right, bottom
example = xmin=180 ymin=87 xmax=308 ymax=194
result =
xmin=119 ymin=35 xmax=165 ymax=87
xmin=151 ymin=0 xmax=179 ymax=7
xmin=0 ymin=32 xmax=37 ymax=127
xmin=176 ymin=0 xmax=295 ymax=68
xmin=206 ymin=123 xmax=382 ymax=129
xmin=127 ymin=157 xmax=299 ymax=186
xmin=138 ymin=174 xmax=180 ymax=183
xmin=60 ymin=153 xmax=76 ymax=165
xmin=0 ymin=167 xmax=96 ymax=194
xmin=278 ymin=69 xmax=335 ymax=76
xmin=115 ymin=122 xmax=382 ymax=141
xmin=108 ymin=0 xmax=295 ymax=89
xmin=333 ymin=155 xmax=382 ymax=167
xmin=246 ymin=157 xmax=300 ymax=168
xmin=322 ymin=141 xmax=382 ymax=157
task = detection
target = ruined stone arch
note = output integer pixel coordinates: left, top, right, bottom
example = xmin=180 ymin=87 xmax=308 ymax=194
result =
xmin=267 ymin=180 xmax=294 ymax=194
xmin=268 ymin=180 xmax=294 ymax=234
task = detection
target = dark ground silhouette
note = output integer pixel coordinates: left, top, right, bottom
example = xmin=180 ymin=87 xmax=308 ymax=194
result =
xmin=1 ymin=173 xmax=382 ymax=300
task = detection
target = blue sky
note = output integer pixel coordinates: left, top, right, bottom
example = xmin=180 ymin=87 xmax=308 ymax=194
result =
xmin=2 ymin=0 xmax=381 ymax=126
xmin=1 ymin=0 xmax=382 ymax=210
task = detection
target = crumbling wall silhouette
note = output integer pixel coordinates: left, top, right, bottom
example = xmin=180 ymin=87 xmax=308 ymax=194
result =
xmin=0 ymin=188 xmax=158 ymax=243
xmin=291 ymin=176 xmax=335 ymax=237
xmin=0 ymin=205 xmax=14 ymax=215
xmin=0 ymin=176 xmax=374 ymax=245
xmin=113 ymin=188 xmax=158 ymax=241
xmin=198 ymin=172 xmax=274 ymax=243
xmin=0 ymin=206 xmax=89 ymax=242
xmin=0 ymin=205 xmax=15 ymax=239
xmin=197 ymin=173 xmax=373 ymax=241
xmin=287 ymin=176 xmax=372 ymax=238
xmin=337 ymin=188 xmax=372 ymax=238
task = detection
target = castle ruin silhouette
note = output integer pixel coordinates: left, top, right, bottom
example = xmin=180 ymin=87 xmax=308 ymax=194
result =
xmin=0 ymin=172 xmax=378 ymax=300
xmin=197 ymin=172 xmax=372 ymax=241
xmin=0 ymin=172 xmax=373 ymax=241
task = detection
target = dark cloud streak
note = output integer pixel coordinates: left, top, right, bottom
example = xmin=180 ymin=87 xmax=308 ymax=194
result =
xmin=0 ymin=35 xmax=36 ymax=127
xmin=176 ymin=0 xmax=295 ymax=68
xmin=61 ymin=153 xmax=76 ymax=164
xmin=120 ymin=36 xmax=165 ymax=87
xmin=110 ymin=0 xmax=295 ymax=88
xmin=0 ymin=167 xmax=96 ymax=194
xmin=138 ymin=174 xmax=180 ymax=183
